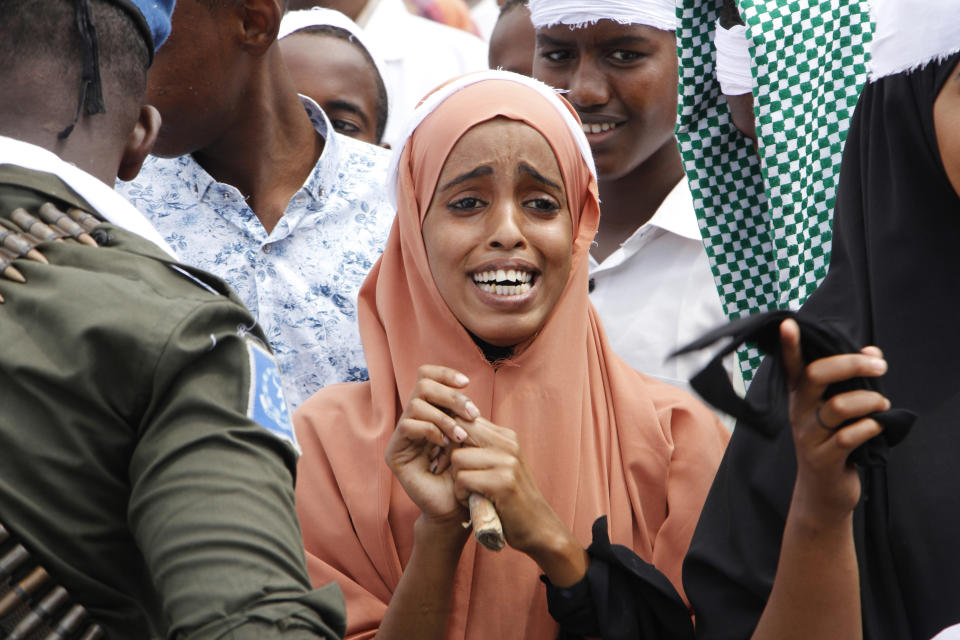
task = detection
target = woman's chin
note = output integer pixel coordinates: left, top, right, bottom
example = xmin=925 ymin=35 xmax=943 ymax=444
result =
xmin=468 ymin=322 xmax=538 ymax=350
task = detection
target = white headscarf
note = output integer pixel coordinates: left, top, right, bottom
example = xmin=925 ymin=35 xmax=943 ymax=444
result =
xmin=279 ymin=8 xmax=392 ymax=121
xmin=386 ymin=69 xmax=595 ymax=208
xmin=870 ymin=0 xmax=960 ymax=81
xmin=715 ymin=22 xmax=752 ymax=95
xmin=528 ymin=0 xmax=678 ymax=32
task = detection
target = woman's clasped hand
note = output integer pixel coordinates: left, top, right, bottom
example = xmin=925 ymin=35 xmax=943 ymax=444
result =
xmin=387 ymin=363 xmax=589 ymax=586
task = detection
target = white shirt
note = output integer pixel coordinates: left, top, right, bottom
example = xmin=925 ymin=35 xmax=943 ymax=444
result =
xmin=362 ymin=0 xmax=488 ymax=147
xmin=470 ymin=0 xmax=500 ymax=41
xmin=117 ymin=98 xmax=395 ymax=411
xmin=589 ymin=177 xmax=737 ymax=395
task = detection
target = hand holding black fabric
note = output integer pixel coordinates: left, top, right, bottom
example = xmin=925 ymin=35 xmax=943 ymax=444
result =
xmin=671 ymin=309 xmax=915 ymax=467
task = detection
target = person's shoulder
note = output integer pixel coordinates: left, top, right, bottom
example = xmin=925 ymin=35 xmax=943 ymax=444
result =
xmin=294 ymin=381 xmax=373 ymax=440
xmin=117 ymin=154 xmax=194 ymax=190
xmin=335 ymin=134 xmax=392 ymax=175
xmin=402 ymin=10 xmax=484 ymax=47
xmin=373 ymin=2 xmax=486 ymax=60
xmin=43 ymin=227 xmax=248 ymax=317
xmin=328 ymin=135 xmax=395 ymax=223
xmin=115 ymin=155 xmax=203 ymax=221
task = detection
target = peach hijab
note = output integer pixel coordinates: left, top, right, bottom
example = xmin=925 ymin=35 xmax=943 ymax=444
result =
xmin=294 ymin=71 xmax=729 ymax=640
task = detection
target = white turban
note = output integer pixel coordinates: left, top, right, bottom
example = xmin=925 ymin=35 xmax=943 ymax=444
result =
xmin=279 ymin=8 xmax=391 ymax=105
xmin=528 ymin=0 xmax=678 ymax=32
xmin=715 ymin=22 xmax=752 ymax=95
xmin=870 ymin=0 xmax=960 ymax=81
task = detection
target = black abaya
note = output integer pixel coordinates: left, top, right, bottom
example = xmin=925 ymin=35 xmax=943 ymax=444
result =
xmin=683 ymin=53 xmax=960 ymax=640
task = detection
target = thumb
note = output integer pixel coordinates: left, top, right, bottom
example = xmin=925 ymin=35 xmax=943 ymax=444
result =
xmin=779 ymin=318 xmax=805 ymax=390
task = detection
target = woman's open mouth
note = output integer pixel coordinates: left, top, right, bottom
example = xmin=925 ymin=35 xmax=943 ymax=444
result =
xmin=472 ymin=268 xmax=536 ymax=296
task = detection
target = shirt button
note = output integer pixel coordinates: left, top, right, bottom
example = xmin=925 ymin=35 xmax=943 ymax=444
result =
xmin=263 ymin=245 xmax=271 ymax=254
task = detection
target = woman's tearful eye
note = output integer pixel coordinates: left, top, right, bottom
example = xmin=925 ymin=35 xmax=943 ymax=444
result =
xmin=525 ymin=197 xmax=560 ymax=213
xmin=450 ymin=197 xmax=487 ymax=211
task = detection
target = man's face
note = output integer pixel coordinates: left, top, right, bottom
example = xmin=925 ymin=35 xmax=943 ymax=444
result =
xmin=533 ymin=21 xmax=679 ymax=182
xmin=488 ymin=5 xmax=536 ymax=77
xmin=146 ymin=0 xmax=238 ymax=158
xmin=280 ymin=33 xmax=383 ymax=144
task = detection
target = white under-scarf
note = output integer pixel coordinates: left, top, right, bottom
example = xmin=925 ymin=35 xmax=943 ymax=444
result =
xmin=528 ymin=0 xmax=678 ymax=32
xmin=386 ymin=69 xmax=596 ymax=209
xmin=870 ymin=0 xmax=960 ymax=81
xmin=715 ymin=22 xmax=752 ymax=95
xmin=0 ymin=136 xmax=176 ymax=258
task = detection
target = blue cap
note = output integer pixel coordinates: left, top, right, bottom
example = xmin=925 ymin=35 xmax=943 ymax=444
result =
xmin=57 ymin=0 xmax=176 ymax=139
xmin=115 ymin=0 xmax=176 ymax=60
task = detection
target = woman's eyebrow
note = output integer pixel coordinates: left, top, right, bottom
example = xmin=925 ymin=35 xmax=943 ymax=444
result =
xmin=518 ymin=163 xmax=561 ymax=190
xmin=439 ymin=165 xmax=493 ymax=191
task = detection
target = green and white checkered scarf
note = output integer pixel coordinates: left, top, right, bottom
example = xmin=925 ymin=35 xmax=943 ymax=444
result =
xmin=676 ymin=0 xmax=872 ymax=381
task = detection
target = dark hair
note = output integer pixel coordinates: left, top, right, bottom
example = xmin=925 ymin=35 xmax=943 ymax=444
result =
xmin=498 ymin=0 xmax=526 ymax=18
xmin=290 ymin=25 xmax=389 ymax=143
xmin=0 ymin=0 xmax=150 ymax=98
xmin=719 ymin=0 xmax=745 ymax=29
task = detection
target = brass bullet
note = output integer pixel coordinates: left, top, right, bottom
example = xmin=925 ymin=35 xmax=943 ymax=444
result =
xmin=11 ymin=208 xmax=63 ymax=243
xmin=39 ymin=204 xmax=97 ymax=247
xmin=65 ymin=207 xmax=101 ymax=233
xmin=78 ymin=624 xmax=104 ymax=640
xmin=7 ymin=586 xmax=68 ymax=640
xmin=0 ymin=544 xmax=29 ymax=582
xmin=0 ymin=566 xmax=49 ymax=617
xmin=0 ymin=228 xmax=48 ymax=264
xmin=43 ymin=604 xmax=85 ymax=640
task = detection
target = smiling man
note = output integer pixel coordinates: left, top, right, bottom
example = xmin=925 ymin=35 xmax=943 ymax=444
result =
xmin=530 ymin=0 xmax=737 ymax=395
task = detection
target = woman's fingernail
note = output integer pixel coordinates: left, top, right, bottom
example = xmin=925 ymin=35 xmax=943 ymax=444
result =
xmin=430 ymin=459 xmax=439 ymax=474
xmin=871 ymin=358 xmax=887 ymax=374
xmin=454 ymin=373 xmax=470 ymax=386
xmin=464 ymin=401 xmax=480 ymax=419
xmin=442 ymin=434 xmax=450 ymax=446
xmin=454 ymin=425 xmax=468 ymax=442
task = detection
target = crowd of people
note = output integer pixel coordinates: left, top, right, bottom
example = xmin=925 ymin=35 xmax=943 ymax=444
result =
xmin=0 ymin=0 xmax=957 ymax=638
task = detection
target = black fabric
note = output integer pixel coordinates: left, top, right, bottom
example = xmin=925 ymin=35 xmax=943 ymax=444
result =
xmin=683 ymin=53 xmax=960 ymax=640
xmin=546 ymin=517 xmax=694 ymax=640
xmin=672 ymin=309 xmax=916 ymax=466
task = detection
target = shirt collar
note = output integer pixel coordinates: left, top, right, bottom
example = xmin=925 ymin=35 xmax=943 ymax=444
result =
xmin=299 ymin=94 xmax=339 ymax=202
xmin=641 ymin=176 xmax=701 ymax=241
xmin=589 ymin=176 xmax=702 ymax=271
xmin=190 ymin=95 xmax=339 ymax=205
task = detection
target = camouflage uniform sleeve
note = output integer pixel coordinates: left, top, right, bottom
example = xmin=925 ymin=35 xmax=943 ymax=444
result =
xmin=126 ymin=296 xmax=346 ymax=639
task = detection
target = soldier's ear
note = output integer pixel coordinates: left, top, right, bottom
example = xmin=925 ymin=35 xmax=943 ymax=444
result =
xmin=117 ymin=105 xmax=161 ymax=182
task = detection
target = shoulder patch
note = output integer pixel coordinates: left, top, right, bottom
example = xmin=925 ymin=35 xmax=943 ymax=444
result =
xmin=245 ymin=339 xmax=300 ymax=454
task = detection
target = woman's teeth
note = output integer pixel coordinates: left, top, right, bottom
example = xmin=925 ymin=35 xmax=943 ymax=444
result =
xmin=473 ymin=269 xmax=534 ymax=296
xmin=582 ymin=122 xmax=619 ymax=134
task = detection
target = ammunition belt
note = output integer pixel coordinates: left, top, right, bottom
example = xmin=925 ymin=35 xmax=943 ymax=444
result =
xmin=0 ymin=522 xmax=105 ymax=640
xmin=0 ymin=201 xmax=100 ymax=304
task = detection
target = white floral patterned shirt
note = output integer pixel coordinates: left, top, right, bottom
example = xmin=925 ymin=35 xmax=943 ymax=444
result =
xmin=117 ymin=98 xmax=394 ymax=410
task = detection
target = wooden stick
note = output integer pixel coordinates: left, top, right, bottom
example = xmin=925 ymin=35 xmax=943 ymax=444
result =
xmin=466 ymin=493 xmax=505 ymax=551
